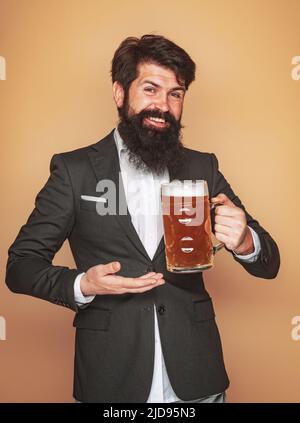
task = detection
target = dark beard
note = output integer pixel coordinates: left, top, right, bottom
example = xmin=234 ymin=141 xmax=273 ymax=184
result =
xmin=117 ymin=106 xmax=186 ymax=175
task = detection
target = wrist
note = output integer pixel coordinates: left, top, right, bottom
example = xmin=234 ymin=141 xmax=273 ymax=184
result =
xmin=233 ymin=227 xmax=255 ymax=255
xmin=80 ymin=274 xmax=93 ymax=296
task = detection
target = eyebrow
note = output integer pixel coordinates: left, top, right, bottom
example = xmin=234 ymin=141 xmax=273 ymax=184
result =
xmin=142 ymin=80 xmax=186 ymax=92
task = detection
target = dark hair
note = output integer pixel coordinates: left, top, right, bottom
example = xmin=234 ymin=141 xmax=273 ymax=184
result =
xmin=111 ymin=34 xmax=196 ymax=92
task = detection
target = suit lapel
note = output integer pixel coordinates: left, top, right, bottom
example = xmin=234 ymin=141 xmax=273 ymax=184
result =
xmin=88 ymin=131 xmax=151 ymax=262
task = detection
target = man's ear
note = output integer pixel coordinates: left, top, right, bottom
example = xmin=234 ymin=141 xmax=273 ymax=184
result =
xmin=112 ymin=81 xmax=125 ymax=108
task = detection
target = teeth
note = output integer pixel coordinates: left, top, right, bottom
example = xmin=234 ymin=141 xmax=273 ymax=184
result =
xmin=149 ymin=117 xmax=165 ymax=123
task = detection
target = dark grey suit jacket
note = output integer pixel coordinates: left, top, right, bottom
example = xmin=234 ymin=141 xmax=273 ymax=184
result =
xmin=6 ymin=130 xmax=280 ymax=402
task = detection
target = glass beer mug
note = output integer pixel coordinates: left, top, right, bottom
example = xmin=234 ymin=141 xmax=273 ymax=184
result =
xmin=161 ymin=180 xmax=224 ymax=273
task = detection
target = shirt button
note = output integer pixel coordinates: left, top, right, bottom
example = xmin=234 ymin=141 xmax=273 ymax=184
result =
xmin=158 ymin=304 xmax=166 ymax=315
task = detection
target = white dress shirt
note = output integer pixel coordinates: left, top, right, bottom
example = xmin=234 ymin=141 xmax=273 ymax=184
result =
xmin=74 ymin=128 xmax=261 ymax=402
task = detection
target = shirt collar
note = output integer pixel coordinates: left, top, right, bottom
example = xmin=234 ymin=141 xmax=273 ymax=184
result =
xmin=113 ymin=127 xmax=127 ymax=161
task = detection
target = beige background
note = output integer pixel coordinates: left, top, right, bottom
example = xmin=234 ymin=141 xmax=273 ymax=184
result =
xmin=0 ymin=0 xmax=299 ymax=402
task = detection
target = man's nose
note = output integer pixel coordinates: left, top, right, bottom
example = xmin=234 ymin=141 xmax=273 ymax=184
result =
xmin=153 ymin=93 xmax=169 ymax=112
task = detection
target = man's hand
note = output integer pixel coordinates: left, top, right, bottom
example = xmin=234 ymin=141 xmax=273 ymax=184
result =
xmin=80 ymin=261 xmax=165 ymax=296
xmin=211 ymin=193 xmax=254 ymax=255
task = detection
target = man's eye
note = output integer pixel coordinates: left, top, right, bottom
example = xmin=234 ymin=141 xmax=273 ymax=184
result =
xmin=171 ymin=92 xmax=182 ymax=99
xmin=144 ymin=87 xmax=155 ymax=94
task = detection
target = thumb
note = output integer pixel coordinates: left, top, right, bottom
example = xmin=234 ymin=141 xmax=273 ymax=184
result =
xmin=211 ymin=193 xmax=234 ymax=207
xmin=99 ymin=261 xmax=121 ymax=276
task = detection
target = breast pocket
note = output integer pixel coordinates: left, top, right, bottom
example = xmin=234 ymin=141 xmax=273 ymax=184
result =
xmin=80 ymin=198 xmax=108 ymax=213
xmin=77 ymin=196 xmax=121 ymax=241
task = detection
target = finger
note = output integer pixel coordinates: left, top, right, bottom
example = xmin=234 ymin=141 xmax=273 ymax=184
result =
xmin=211 ymin=196 xmax=223 ymax=204
xmin=140 ymin=272 xmax=156 ymax=278
xmin=211 ymin=193 xmax=227 ymax=204
xmin=102 ymin=272 xmax=163 ymax=288
xmin=96 ymin=275 xmax=165 ymax=295
xmin=215 ymin=231 xmax=230 ymax=245
xmin=140 ymin=272 xmax=163 ymax=279
xmin=211 ymin=193 xmax=235 ymax=207
xmin=111 ymin=277 xmax=165 ymax=293
xmin=96 ymin=261 xmax=121 ymax=277
xmin=125 ymin=282 xmax=165 ymax=294
xmin=123 ymin=277 xmax=165 ymax=288
xmin=217 ymin=193 xmax=232 ymax=205
xmin=103 ymin=275 xmax=164 ymax=289
xmin=214 ymin=223 xmax=231 ymax=235
xmin=105 ymin=282 xmax=164 ymax=295
xmin=215 ymin=205 xmax=239 ymax=216
xmin=93 ymin=277 xmax=165 ymax=296
xmin=215 ymin=215 xmax=236 ymax=227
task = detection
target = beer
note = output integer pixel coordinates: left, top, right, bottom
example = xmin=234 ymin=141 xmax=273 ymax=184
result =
xmin=161 ymin=180 xmax=222 ymax=273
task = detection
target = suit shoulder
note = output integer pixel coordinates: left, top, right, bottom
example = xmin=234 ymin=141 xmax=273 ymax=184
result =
xmin=52 ymin=130 xmax=114 ymax=165
xmin=59 ymin=143 xmax=93 ymax=160
xmin=183 ymin=146 xmax=215 ymax=164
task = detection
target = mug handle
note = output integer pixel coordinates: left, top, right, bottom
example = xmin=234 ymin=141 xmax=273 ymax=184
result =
xmin=210 ymin=202 xmax=225 ymax=254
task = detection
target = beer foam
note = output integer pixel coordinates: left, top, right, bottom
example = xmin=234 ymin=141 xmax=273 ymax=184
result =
xmin=162 ymin=180 xmax=207 ymax=197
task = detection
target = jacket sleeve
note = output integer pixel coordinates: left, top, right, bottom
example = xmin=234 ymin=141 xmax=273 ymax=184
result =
xmin=5 ymin=154 xmax=82 ymax=312
xmin=210 ymin=153 xmax=280 ymax=279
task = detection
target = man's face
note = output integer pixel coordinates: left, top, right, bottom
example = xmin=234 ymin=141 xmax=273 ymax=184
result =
xmin=114 ymin=62 xmax=186 ymax=175
xmin=126 ymin=62 xmax=185 ymax=127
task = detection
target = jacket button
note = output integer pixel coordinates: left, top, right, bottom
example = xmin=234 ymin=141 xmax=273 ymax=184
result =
xmin=158 ymin=304 xmax=166 ymax=315
xmin=262 ymin=255 xmax=268 ymax=265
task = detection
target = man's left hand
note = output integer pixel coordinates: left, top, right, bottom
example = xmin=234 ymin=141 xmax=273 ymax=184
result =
xmin=211 ymin=193 xmax=254 ymax=255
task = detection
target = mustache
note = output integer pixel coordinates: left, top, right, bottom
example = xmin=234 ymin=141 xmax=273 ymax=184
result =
xmin=125 ymin=109 xmax=183 ymax=133
xmin=139 ymin=109 xmax=176 ymax=124
xmin=122 ymin=107 xmax=180 ymax=128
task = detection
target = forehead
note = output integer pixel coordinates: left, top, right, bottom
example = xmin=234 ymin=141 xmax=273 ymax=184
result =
xmin=134 ymin=62 xmax=184 ymax=88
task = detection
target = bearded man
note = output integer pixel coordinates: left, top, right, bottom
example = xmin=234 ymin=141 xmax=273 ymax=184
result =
xmin=6 ymin=34 xmax=280 ymax=403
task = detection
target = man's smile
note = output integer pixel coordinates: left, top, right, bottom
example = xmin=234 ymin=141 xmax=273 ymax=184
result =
xmin=143 ymin=116 xmax=170 ymax=129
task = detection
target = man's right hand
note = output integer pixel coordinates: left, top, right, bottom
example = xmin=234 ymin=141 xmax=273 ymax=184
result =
xmin=80 ymin=261 xmax=165 ymax=296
